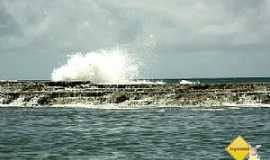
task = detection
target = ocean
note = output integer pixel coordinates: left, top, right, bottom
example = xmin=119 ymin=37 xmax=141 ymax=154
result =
xmin=140 ymin=77 xmax=270 ymax=84
xmin=0 ymin=107 xmax=269 ymax=159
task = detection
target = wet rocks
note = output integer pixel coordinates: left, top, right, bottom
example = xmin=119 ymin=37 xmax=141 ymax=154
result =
xmin=114 ymin=94 xmax=128 ymax=103
xmin=0 ymin=81 xmax=270 ymax=107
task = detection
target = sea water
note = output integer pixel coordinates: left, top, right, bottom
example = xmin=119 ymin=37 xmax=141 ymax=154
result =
xmin=0 ymin=106 xmax=269 ymax=159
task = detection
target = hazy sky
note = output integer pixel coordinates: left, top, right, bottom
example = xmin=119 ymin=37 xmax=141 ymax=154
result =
xmin=0 ymin=0 xmax=270 ymax=79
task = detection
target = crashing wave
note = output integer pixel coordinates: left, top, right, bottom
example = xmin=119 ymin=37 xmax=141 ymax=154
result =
xmin=51 ymin=47 xmax=139 ymax=83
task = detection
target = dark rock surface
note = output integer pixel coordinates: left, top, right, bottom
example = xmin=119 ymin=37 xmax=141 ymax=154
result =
xmin=0 ymin=81 xmax=270 ymax=107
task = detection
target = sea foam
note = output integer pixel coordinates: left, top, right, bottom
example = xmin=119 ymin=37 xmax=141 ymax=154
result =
xmin=51 ymin=47 xmax=139 ymax=83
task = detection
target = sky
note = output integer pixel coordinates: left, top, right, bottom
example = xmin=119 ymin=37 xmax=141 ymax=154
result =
xmin=0 ymin=0 xmax=270 ymax=79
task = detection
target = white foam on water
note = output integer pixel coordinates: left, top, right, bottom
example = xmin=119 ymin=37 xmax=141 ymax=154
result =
xmin=125 ymin=80 xmax=166 ymax=85
xmin=51 ymin=47 xmax=139 ymax=83
xmin=179 ymin=80 xmax=200 ymax=85
xmin=1 ymin=102 xmax=270 ymax=109
xmin=50 ymin=104 xmax=144 ymax=110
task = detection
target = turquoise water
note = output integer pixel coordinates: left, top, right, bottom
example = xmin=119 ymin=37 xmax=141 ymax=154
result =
xmin=0 ymin=107 xmax=269 ymax=159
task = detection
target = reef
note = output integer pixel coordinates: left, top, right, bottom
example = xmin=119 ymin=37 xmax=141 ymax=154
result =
xmin=0 ymin=80 xmax=270 ymax=107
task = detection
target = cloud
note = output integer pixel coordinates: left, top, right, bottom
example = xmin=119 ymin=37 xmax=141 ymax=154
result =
xmin=0 ymin=0 xmax=146 ymax=52
xmin=1 ymin=0 xmax=270 ymax=53
xmin=0 ymin=0 xmax=270 ymax=79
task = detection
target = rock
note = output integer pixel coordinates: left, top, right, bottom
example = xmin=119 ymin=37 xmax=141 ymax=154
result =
xmin=0 ymin=80 xmax=270 ymax=107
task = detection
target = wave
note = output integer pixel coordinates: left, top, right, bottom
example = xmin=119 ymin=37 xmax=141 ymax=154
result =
xmin=1 ymin=103 xmax=270 ymax=109
xmin=51 ymin=47 xmax=139 ymax=83
xmin=179 ymin=80 xmax=200 ymax=85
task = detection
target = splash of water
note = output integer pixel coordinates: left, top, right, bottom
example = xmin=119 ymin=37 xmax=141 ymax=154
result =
xmin=51 ymin=47 xmax=139 ymax=83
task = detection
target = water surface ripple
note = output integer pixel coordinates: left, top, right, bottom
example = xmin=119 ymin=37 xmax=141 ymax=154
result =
xmin=0 ymin=107 xmax=269 ymax=159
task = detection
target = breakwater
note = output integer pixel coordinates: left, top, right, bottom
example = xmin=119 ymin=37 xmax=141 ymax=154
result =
xmin=0 ymin=81 xmax=270 ymax=107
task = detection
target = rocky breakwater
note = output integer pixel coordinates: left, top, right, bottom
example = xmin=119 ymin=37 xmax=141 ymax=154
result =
xmin=0 ymin=80 xmax=270 ymax=107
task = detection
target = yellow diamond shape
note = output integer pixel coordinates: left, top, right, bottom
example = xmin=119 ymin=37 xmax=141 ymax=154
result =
xmin=225 ymin=136 xmax=250 ymax=160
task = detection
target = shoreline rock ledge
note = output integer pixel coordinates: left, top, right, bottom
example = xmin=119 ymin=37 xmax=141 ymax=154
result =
xmin=0 ymin=81 xmax=270 ymax=107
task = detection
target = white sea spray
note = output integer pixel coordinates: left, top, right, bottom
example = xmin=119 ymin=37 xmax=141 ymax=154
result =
xmin=51 ymin=47 xmax=139 ymax=83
